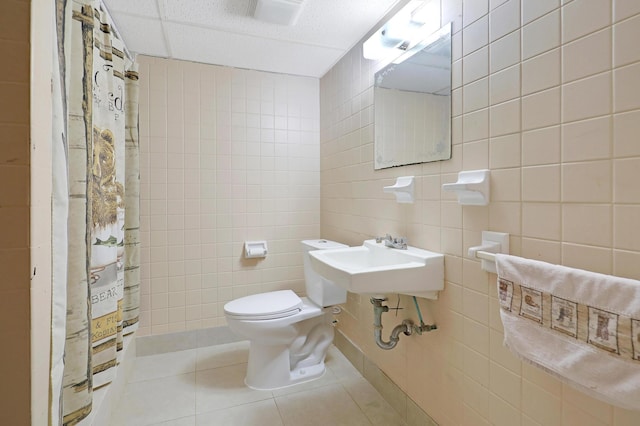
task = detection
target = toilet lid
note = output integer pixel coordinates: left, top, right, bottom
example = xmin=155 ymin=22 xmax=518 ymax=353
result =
xmin=224 ymin=290 xmax=303 ymax=320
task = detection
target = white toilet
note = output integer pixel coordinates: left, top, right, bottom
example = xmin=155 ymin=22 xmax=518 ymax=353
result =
xmin=223 ymin=239 xmax=347 ymax=390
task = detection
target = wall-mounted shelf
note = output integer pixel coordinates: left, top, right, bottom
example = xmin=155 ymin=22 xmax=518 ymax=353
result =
xmin=442 ymin=169 xmax=490 ymax=205
xmin=384 ymin=176 xmax=414 ymax=203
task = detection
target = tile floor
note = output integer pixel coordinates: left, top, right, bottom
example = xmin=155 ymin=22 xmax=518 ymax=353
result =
xmin=112 ymin=341 xmax=407 ymax=426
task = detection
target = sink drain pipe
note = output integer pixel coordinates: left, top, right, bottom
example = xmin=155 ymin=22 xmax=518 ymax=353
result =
xmin=371 ymin=296 xmax=411 ymax=350
xmin=370 ymin=296 xmax=437 ymax=350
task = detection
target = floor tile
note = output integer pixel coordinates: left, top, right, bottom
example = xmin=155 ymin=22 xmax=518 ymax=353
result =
xmin=112 ymin=373 xmax=196 ymax=426
xmin=196 ymin=341 xmax=249 ymax=371
xmin=114 ymin=342 xmax=411 ymax=426
xmin=343 ymin=377 xmax=407 ymax=426
xmin=195 ymin=363 xmax=273 ymax=414
xmin=130 ymin=349 xmax=197 ymax=383
xmin=149 ymin=416 xmax=196 ymax=426
xmin=196 ymin=399 xmax=284 ymax=426
xmin=275 ymin=383 xmax=372 ymax=426
xmin=325 ymin=345 xmax=365 ymax=382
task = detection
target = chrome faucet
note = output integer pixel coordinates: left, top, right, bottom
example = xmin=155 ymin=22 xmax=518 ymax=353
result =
xmin=377 ymin=234 xmax=408 ymax=250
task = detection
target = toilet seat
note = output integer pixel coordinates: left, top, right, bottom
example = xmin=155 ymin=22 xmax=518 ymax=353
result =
xmin=224 ymin=289 xmax=303 ymax=320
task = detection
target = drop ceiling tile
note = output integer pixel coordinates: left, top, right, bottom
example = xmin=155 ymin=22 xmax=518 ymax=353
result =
xmin=110 ymin=14 xmax=169 ymax=58
xmin=165 ymin=22 xmax=343 ymax=77
xmin=161 ymin=0 xmax=255 ymax=22
xmin=105 ymin=0 xmax=161 ymax=18
xmin=161 ymin=0 xmax=398 ymax=49
xmin=103 ymin=0 xmax=403 ymax=78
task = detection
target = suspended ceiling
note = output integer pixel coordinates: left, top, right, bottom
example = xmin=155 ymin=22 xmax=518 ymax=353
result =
xmin=103 ymin=0 xmax=404 ymax=78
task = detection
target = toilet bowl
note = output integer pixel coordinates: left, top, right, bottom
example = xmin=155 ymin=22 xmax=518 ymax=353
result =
xmin=223 ymin=239 xmax=347 ymax=390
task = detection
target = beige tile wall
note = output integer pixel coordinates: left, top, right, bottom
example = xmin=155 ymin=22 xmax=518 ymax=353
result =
xmin=320 ymin=0 xmax=640 ymax=425
xmin=137 ymin=56 xmax=321 ymax=335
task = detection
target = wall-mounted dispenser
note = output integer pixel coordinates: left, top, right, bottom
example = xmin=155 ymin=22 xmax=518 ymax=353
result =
xmin=384 ymin=176 xmax=415 ymax=203
xmin=245 ymin=241 xmax=268 ymax=258
xmin=442 ymin=169 xmax=490 ymax=205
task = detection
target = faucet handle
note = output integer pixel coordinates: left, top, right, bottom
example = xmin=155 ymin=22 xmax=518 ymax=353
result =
xmin=396 ymin=237 xmax=408 ymax=249
xmin=375 ymin=234 xmax=392 ymax=243
xmin=379 ymin=234 xmax=408 ymax=249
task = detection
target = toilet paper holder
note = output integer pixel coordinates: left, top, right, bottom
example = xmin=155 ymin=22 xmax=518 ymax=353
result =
xmin=245 ymin=241 xmax=268 ymax=258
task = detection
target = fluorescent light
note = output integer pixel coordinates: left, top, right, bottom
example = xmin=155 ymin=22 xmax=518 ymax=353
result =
xmin=363 ymin=0 xmax=441 ymax=63
xmin=392 ymin=22 xmax=450 ymax=64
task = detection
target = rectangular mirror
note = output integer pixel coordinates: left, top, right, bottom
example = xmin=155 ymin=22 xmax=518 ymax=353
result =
xmin=373 ymin=23 xmax=452 ymax=170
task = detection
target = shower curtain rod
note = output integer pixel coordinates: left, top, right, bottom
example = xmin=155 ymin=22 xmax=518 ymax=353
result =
xmin=99 ymin=0 xmax=135 ymax=62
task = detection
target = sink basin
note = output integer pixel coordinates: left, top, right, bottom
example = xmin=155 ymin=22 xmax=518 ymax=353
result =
xmin=308 ymin=239 xmax=444 ymax=299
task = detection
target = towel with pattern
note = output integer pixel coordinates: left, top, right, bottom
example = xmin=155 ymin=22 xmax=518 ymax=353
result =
xmin=495 ymin=254 xmax=640 ymax=411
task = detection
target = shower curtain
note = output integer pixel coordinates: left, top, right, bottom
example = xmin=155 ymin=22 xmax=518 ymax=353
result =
xmin=52 ymin=0 xmax=140 ymax=424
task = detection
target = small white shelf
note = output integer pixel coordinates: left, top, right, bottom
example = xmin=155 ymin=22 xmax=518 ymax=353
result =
xmin=442 ymin=169 xmax=490 ymax=205
xmin=384 ymin=176 xmax=415 ymax=204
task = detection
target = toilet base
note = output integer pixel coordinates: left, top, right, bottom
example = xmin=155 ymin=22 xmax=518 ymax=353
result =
xmin=287 ymin=362 xmax=326 ymax=387
xmin=244 ymin=341 xmax=327 ymax=390
xmin=226 ymin=297 xmax=336 ymax=390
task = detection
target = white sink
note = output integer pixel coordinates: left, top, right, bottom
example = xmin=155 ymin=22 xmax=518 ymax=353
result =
xmin=309 ymin=239 xmax=444 ymax=299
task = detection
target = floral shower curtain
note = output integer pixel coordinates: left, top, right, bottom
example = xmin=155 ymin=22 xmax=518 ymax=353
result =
xmin=52 ymin=0 xmax=140 ymax=424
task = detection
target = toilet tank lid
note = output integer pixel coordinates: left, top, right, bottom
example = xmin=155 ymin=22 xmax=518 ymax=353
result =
xmin=224 ymin=289 xmax=302 ymax=317
xmin=302 ymin=239 xmax=348 ymax=250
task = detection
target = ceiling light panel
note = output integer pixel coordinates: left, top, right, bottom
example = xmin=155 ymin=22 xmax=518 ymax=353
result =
xmin=254 ymin=0 xmax=305 ymax=25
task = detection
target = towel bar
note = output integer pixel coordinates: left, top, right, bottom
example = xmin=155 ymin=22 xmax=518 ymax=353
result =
xmin=473 ymin=250 xmax=496 ymax=263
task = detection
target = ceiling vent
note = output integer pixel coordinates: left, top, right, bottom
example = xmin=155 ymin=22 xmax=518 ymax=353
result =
xmin=254 ymin=0 xmax=305 ymax=26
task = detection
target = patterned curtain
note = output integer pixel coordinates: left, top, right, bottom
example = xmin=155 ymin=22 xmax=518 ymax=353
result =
xmin=51 ymin=0 xmax=140 ymax=424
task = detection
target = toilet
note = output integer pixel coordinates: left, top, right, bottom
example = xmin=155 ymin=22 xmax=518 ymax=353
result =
xmin=223 ymin=239 xmax=347 ymax=390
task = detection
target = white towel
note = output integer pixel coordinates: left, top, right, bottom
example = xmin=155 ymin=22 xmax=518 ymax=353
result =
xmin=495 ymin=254 xmax=640 ymax=411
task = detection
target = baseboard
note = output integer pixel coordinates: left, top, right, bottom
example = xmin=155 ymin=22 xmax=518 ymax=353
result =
xmin=333 ymin=330 xmax=438 ymax=426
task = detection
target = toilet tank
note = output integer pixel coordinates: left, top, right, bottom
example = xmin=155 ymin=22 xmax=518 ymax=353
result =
xmin=301 ymin=239 xmax=348 ymax=307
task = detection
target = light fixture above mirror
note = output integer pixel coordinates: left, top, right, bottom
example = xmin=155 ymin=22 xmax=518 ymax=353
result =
xmin=363 ymin=0 xmax=440 ymax=65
